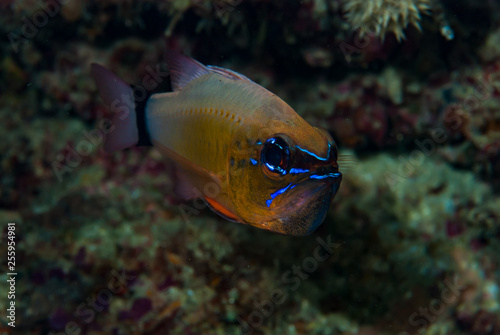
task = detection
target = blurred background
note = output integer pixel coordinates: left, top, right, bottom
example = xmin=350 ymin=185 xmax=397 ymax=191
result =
xmin=0 ymin=0 xmax=499 ymax=334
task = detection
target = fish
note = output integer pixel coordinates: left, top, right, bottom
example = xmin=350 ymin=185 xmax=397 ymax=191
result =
xmin=90 ymin=49 xmax=342 ymax=236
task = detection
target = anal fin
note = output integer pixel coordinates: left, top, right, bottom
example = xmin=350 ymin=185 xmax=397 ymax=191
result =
xmin=204 ymin=197 xmax=241 ymax=222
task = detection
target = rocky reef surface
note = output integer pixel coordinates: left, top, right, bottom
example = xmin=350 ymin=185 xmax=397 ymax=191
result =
xmin=0 ymin=0 xmax=499 ymax=334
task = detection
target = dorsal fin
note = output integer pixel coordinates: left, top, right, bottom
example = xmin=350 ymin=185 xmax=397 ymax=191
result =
xmin=165 ymin=50 xmax=210 ymax=91
xmin=165 ymin=49 xmax=253 ymax=91
xmin=206 ymin=65 xmax=253 ymax=82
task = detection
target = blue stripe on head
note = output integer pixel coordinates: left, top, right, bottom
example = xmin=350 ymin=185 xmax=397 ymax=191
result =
xmin=295 ymin=145 xmax=329 ymax=161
xmin=309 ymin=172 xmax=341 ymax=180
xmin=266 ymin=183 xmax=297 ymax=208
xmin=290 ymin=168 xmax=310 ymax=174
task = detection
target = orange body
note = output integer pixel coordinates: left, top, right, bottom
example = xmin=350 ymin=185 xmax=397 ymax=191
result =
xmin=145 ymin=54 xmax=342 ymax=235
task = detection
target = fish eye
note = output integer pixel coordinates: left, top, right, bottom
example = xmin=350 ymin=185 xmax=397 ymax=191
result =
xmin=261 ymin=137 xmax=290 ymax=176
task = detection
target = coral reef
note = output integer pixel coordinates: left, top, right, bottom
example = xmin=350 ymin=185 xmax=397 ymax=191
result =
xmin=0 ymin=0 xmax=499 ymax=334
xmin=343 ymin=0 xmax=432 ymax=41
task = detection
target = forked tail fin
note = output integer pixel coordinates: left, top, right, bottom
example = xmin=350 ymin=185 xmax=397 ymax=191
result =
xmin=90 ymin=63 xmax=139 ymax=153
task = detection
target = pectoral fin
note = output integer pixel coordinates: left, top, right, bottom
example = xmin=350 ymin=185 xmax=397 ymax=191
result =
xmin=152 ymin=139 xmax=221 ymax=200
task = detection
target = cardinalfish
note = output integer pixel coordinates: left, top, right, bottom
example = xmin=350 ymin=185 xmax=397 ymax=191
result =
xmin=91 ymin=49 xmax=342 ymax=236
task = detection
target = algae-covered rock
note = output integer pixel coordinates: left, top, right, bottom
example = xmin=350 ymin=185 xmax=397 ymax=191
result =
xmin=0 ymin=0 xmax=499 ymax=334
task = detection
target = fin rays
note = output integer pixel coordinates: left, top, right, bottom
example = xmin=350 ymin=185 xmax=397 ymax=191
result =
xmin=338 ymin=154 xmax=359 ymax=173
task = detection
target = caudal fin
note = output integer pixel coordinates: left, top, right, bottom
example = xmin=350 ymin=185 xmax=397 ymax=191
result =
xmin=90 ymin=63 xmax=138 ymax=153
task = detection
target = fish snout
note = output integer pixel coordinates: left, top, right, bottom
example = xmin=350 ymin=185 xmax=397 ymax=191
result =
xmin=309 ymin=166 xmax=342 ymax=185
xmin=272 ymin=168 xmax=341 ymax=235
xmin=308 ymin=140 xmax=342 ymax=183
xmin=293 ymin=139 xmax=339 ymax=170
xmin=327 ymin=140 xmax=339 ymax=168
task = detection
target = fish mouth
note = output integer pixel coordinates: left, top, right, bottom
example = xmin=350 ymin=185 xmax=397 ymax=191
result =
xmin=265 ymin=170 xmax=342 ymax=236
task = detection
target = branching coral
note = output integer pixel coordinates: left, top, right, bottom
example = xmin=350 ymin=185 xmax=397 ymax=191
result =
xmin=343 ymin=0 xmax=432 ymax=41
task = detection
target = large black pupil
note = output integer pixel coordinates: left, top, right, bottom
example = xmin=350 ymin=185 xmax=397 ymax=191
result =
xmin=262 ymin=137 xmax=289 ymax=174
xmin=265 ymin=143 xmax=284 ymax=167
